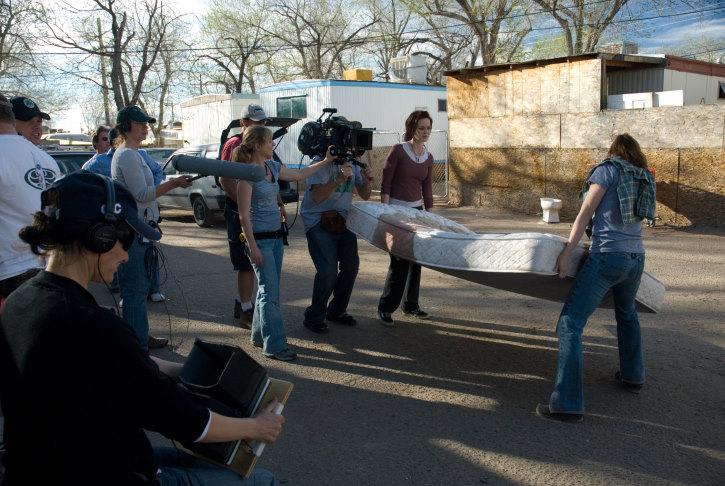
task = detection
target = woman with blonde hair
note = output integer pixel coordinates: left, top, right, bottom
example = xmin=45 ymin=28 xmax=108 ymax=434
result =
xmin=536 ymin=133 xmax=656 ymax=423
xmin=233 ymin=125 xmax=336 ymax=361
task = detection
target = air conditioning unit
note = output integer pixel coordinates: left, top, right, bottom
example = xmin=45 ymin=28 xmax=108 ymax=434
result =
xmin=389 ymin=55 xmax=427 ymax=84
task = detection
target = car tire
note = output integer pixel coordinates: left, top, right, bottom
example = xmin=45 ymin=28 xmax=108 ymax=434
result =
xmin=192 ymin=196 xmax=213 ymax=227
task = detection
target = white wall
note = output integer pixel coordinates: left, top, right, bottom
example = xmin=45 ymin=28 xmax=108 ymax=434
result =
xmin=180 ymin=93 xmax=259 ymax=146
xmin=663 ymin=70 xmax=725 ymax=105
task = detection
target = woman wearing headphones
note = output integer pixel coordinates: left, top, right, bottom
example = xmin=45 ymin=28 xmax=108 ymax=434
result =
xmin=0 ymin=172 xmax=283 ymax=485
xmin=111 ymin=105 xmax=192 ymax=350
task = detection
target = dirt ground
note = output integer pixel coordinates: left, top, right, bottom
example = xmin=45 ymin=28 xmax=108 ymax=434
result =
xmin=94 ymin=202 xmax=724 ymax=485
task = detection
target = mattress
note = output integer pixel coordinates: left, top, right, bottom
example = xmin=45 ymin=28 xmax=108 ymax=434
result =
xmin=346 ymin=202 xmax=665 ymax=313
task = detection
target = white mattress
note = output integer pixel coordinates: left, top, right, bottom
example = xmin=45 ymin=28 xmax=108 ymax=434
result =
xmin=347 ymin=202 xmax=665 ymax=313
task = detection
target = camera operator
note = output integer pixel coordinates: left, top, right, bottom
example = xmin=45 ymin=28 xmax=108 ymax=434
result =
xmin=299 ymin=150 xmax=375 ymax=334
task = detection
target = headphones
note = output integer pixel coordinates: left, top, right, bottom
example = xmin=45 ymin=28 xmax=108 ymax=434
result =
xmin=84 ymin=176 xmax=120 ymax=254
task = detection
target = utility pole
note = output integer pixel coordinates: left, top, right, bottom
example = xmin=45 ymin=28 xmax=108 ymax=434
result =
xmin=97 ymin=17 xmax=111 ymax=125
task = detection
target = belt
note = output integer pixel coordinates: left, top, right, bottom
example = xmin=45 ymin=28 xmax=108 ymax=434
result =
xmin=253 ymin=230 xmax=285 ymax=240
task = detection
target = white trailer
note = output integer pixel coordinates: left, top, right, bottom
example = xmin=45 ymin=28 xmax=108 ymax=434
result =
xmin=258 ymin=79 xmax=448 ymax=167
xmin=179 ymin=93 xmax=259 ymax=147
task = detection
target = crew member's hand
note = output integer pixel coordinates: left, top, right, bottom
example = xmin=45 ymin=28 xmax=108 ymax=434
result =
xmin=175 ymin=175 xmax=193 ymax=188
xmin=324 ymin=145 xmax=338 ymax=163
xmin=279 ymin=204 xmax=287 ymax=221
xmin=362 ymin=166 xmax=375 ymax=181
xmin=252 ymin=398 xmax=285 ymax=443
xmin=554 ymin=248 xmax=570 ymax=279
xmin=338 ymin=163 xmax=353 ymax=182
xmin=249 ymin=245 xmax=263 ymax=266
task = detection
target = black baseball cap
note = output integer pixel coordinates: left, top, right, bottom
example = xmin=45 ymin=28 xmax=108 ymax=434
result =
xmin=10 ymin=96 xmax=50 ymax=121
xmin=117 ymin=105 xmax=156 ymax=124
xmin=42 ymin=172 xmax=161 ymax=241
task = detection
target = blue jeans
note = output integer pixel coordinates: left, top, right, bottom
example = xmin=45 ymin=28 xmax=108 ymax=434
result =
xmin=249 ymin=238 xmax=287 ymax=354
xmin=149 ymin=250 xmax=161 ymax=294
xmin=117 ymin=238 xmax=153 ymax=349
xmin=154 ymin=447 xmax=276 ymax=485
xmin=304 ymin=224 xmax=359 ymax=322
xmin=549 ymin=252 xmax=646 ymax=413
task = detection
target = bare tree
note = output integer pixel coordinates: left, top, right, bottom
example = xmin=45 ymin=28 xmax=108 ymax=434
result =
xmin=531 ymin=0 xmax=629 ymax=55
xmin=362 ymin=0 xmax=426 ymax=81
xmin=0 ymin=0 xmax=46 ymax=92
xmin=195 ymin=0 xmax=273 ymax=93
xmin=45 ymin=0 xmax=182 ymax=111
xmin=266 ymin=0 xmax=380 ymax=80
xmin=408 ymin=0 xmax=532 ymax=66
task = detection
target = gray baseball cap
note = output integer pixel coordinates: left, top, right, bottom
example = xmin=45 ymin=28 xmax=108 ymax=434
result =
xmin=241 ymin=104 xmax=267 ymax=122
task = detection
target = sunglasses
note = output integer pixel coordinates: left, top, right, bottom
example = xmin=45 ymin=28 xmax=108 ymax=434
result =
xmin=100 ymin=137 xmax=109 ymax=141
xmin=115 ymin=223 xmax=137 ymax=251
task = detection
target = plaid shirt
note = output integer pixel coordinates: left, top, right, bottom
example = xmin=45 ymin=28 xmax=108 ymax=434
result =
xmin=581 ymin=155 xmax=656 ymax=224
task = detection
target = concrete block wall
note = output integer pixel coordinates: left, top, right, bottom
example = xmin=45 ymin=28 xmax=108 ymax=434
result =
xmin=447 ymin=58 xmax=725 ymax=227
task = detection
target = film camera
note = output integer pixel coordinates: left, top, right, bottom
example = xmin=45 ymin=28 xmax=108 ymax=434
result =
xmin=297 ymin=108 xmax=374 ymax=167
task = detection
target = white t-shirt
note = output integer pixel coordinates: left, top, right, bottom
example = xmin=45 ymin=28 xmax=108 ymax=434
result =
xmin=0 ymin=134 xmax=61 ymax=281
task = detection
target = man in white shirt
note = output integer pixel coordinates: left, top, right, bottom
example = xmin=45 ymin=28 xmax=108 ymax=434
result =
xmin=10 ymin=96 xmax=50 ymax=146
xmin=0 ymin=94 xmax=61 ymax=302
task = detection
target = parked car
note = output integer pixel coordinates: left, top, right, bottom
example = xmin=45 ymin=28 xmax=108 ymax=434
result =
xmin=42 ymin=133 xmax=92 ymax=145
xmin=158 ymin=144 xmax=226 ymax=227
xmin=45 ymin=150 xmax=94 ymax=175
xmin=144 ymin=147 xmax=177 ymax=165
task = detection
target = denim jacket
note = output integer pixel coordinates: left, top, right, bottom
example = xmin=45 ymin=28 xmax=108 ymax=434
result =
xmin=581 ymin=155 xmax=656 ymax=224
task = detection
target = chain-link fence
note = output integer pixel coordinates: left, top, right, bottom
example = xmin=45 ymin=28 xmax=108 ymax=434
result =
xmin=358 ymin=130 xmax=448 ymax=199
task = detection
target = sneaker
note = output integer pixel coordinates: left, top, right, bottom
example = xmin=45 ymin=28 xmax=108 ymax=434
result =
xmin=403 ymin=308 xmax=429 ymax=319
xmin=148 ymin=335 xmax=168 ymax=349
xmin=234 ymin=300 xmax=241 ymax=319
xmin=239 ymin=309 xmax=253 ymax=330
xmin=615 ymin=371 xmax=643 ymax=394
xmin=326 ymin=313 xmax=357 ymax=326
xmin=148 ymin=293 xmax=166 ymax=303
xmin=264 ymin=348 xmax=297 ymax=361
xmin=535 ymin=403 xmax=583 ymax=423
xmin=304 ymin=320 xmax=329 ymax=334
xmin=377 ymin=309 xmax=394 ymax=327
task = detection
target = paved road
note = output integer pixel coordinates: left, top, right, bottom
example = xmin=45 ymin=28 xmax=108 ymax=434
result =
xmin=91 ymin=203 xmax=723 ymax=486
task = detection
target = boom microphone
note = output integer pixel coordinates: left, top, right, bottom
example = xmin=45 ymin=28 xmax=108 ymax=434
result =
xmin=173 ymin=155 xmax=265 ymax=182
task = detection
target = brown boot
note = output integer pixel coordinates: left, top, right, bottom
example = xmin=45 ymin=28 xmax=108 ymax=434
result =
xmin=239 ymin=309 xmax=253 ymax=329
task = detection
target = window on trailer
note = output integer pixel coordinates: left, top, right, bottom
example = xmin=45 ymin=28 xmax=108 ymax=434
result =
xmin=277 ymin=95 xmax=307 ymax=118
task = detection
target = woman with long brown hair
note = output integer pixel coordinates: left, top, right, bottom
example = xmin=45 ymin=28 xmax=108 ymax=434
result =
xmin=536 ymin=133 xmax=656 ymax=423
xmin=377 ymin=110 xmax=435 ymax=326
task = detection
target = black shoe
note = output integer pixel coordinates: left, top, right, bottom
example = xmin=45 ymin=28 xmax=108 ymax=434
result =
xmin=615 ymin=371 xmax=643 ymax=394
xmin=148 ymin=336 xmax=168 ymax=349
xmin=535 ymin=403 xmax=583 ymax=423
xmin=264 ymin=348 xmax=297 ymax=361
xmin=377 ymin=309 xmax=394 ymax=327
xmin=304 ymin=320 xmax=329 ymax=334
xmin=234 ymin=300 xmax=241 ymax=319
xmin=326 ymin=313 xmax=357 ymax=326
xmin=403 ymin=308 xmax=429 ymax=319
